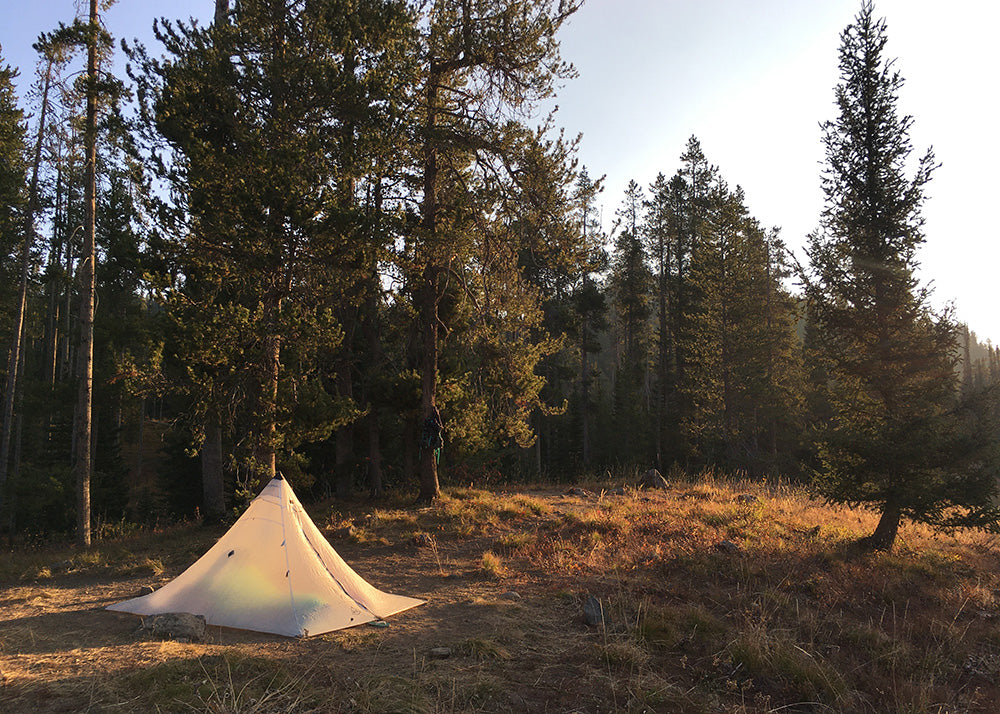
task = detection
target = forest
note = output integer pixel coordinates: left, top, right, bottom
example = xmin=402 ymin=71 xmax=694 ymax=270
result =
xmin=1 ymin=0 xmax=999 ymax=553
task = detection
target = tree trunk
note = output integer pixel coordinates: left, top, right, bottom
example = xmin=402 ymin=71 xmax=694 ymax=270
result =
xmin=335 ymin=365 xmax=354 ymax=499
xmin=862 ymin=501 xmax=901 ymax=551
xmin=255 ymin=333 xmax=280 ymax=488
xmin=201 ymin=418 xmax=225 ymax=521
xmin=73 ymin=0 xmax=99 ymax=548
xmin=214 ymin=0 xmax=228 ymax=26
xmin=367 ymin=409 xmax=383 ymax=499
xmin=418 ymin=266 xmax=441 ymax=502
xmin=417 ymin=72 xmax=441 ymax=504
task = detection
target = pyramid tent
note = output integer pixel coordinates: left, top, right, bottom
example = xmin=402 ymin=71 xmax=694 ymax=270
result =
xmin=108 ymin=476 xmax=423 ymax=636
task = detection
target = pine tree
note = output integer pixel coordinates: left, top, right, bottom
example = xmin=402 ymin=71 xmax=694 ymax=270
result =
xmin=806 ymin=1 xmax=999 ymax=550
xmin=608 ymin=181 xmax=652 ymax=460
xmin=130 ymin=0 xmax=415 ymax=498
xmin=408 ymin=0 xmax=580 ymax=499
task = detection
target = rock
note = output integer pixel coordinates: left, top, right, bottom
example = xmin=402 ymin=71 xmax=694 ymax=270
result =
xmin=565 ymin=487 xmax=593 ymax=498
xmin=637 ymin=469 xmax=668 ymax=490
xmin=736 ymin=493 xmax=759 ymax=505
xmin=583 ymin=595 xmax=608 ymax=627
xmin=714 ymin=540 xmax=740 ymax=555
xmin=136 ymin=585 xmax=155 ymax=596
xmin=142 ymin=612 xmax=206 ymax=642
xmin=428 ymin=647 xmax=452 ymax=659
xmin=412 ymin=532 xmax=435 ymax=547
xmin=499 ymin=591 xmax=521 ymax=601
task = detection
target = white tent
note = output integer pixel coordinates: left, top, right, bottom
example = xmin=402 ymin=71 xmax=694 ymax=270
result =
xmin=108 ymin=476 xmax=423 ymax=637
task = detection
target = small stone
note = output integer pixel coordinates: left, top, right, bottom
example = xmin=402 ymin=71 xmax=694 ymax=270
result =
xmin=428 ymin=647 xmax=452 ymax=659
xmin=583 ymin=595 xmax=608 ymax=627
xmin=499 ymin=591 xmax=521 ymax=601
xmin=136 ymin=585 xmax=155 ymax=596
xmin=715 ymin=540 xmax=740 ymax=554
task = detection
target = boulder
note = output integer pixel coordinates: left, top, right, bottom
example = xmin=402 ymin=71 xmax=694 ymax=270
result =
xmin=142 ymin=612 xmax=206 ymax=642
xmin=637 ymin=469 xmax=668 ymax=490
xmin=583 ymin=595 xmax=608 ymax=627
xmin=714 ymin=540 xmax=741 ymax=555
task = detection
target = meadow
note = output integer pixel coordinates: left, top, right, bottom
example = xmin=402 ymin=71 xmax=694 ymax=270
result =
xmin=2 ymin=471 xmax=999 ymax=713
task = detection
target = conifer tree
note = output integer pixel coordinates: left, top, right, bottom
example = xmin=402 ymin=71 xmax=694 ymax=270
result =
xmin=0 ymin=50 xmax=28 ymax=516
xmin=409 ymin=0 xmax=580 ymax=499
xmin=609 ymin=181 xmax=652 ymax=459
xmin=806 ymin=1 xmax=999 ymax=550
xmin=130 ymin=0 xmax=415 ymax=498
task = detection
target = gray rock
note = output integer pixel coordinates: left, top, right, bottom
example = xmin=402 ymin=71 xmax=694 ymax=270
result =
xmin=428 ymin=647 xmax=452 ymax=659
xmin=583 ymin=595 xmax=608 ymax=627
xmin=142 ymin=612 xmax=206 ymax=642
xmin=715 ymin=540 xmax=741 ymax=555
xmin=637 ymin=469 xmax=668 ymax=490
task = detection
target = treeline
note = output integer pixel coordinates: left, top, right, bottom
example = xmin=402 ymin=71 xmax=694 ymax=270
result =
xmin=0 ymin=1 xmax=998 ymax=548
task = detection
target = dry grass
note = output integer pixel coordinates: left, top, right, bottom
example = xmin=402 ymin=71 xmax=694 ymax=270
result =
xmin=3 ymin=472 xmax=1000 ymax=712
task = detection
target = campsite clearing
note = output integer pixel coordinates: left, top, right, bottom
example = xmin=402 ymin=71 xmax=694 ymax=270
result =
xmin=2 ymin=475 xmax=1000 ymax=713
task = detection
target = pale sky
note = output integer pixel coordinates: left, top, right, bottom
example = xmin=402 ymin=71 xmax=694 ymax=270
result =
xmin=3 ymin=0 xmax=998 ymax=341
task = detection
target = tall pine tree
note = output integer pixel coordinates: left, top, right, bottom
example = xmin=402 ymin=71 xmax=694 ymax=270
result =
xmin=806 ymin=1 xmax=999 ymax=550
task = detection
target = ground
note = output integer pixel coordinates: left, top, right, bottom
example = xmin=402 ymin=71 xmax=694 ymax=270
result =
xmin=2 ymin=475 xmax=1000 ymax=712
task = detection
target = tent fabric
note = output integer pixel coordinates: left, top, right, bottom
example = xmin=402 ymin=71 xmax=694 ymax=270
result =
xmin=107 ymin=477 xmax=424 ymax=637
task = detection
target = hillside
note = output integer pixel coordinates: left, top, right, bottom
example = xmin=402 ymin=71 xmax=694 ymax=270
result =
xmin=2 ymin=473 xmax=999 ymax=713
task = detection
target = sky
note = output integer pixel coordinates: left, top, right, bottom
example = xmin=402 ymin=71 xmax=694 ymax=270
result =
xmin=3 ymin=0 xmax=999 ymax=342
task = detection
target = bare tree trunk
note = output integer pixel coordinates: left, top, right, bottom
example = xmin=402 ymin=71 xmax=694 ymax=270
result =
xmin=73 ymin=0 xmax=99 ymax=548
xmin=214 ymin=0 xmax=228 ymax=26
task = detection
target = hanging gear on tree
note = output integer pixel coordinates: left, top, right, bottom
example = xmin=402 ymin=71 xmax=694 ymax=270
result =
xmin=420 ymin=408 xmax=444 ymax=464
